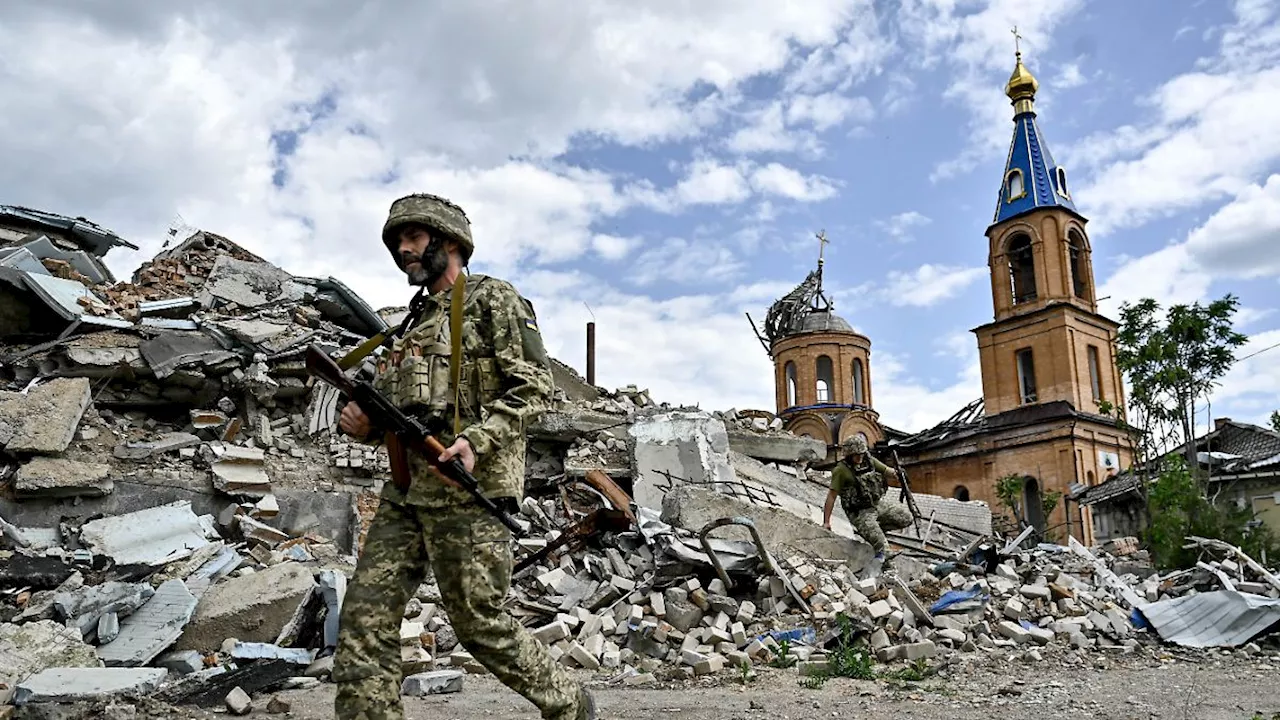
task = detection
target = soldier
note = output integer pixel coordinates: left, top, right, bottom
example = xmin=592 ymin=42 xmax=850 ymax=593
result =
xmin=822 ymin=435 xmax=912 ymax=567
xmin=331 ymin=193 xmax=596 ymax=720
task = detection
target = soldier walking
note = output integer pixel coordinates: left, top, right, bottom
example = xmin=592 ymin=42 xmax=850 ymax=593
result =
xmin=331 ymin=193 xmax=596 ymax=720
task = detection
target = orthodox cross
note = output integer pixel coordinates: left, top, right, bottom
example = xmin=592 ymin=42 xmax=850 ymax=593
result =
xmin=816 ymin=229 xmax=829 ymax=266
xmin=1011 ymin=25 xmax=1023 ymax=55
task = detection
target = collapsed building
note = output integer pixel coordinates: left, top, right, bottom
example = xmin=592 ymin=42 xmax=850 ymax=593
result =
xmin=1 ymin=204 xmax=1278 ymax=717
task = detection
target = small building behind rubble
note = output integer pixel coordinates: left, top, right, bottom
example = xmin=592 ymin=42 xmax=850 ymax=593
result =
xmin=1080 ymin=418 xmax=1280 ymax=543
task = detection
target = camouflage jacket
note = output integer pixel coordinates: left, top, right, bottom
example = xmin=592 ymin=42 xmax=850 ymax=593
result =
xmin=831 ymin=455 xmax=894 ymax=513
xmin=371 ymin=273 xmax=554 ymax=508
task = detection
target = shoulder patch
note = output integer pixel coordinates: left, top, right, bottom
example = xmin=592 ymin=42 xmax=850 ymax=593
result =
xmin=524 ymin=317 xmax=540 ymax=333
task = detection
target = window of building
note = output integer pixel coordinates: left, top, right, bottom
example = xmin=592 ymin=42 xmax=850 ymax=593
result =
xmin=815 ymin=355 xmax=834 ymax=403
xmin=1008 ymin=234 xmax=1037 ymax=304
xmin=1087 ymin=345 xmax=1102 ymax=402
xmin=785 ymin=361 xmax=797 ymax=406
xmin=1006 ymin=169 xmax=1025 ymax=201
xmin=1056 ymin=167 xmax=1070 ymax=197
xmin=852 ymin=358 xmax=865 ymax=405
xmin=953 ymin=485 xmax=971 ymax=501
xmin=1067 ymin=230 xmax=1089 ymax=299
xmin=1016 ymin=348 xmax=1037 ymax=404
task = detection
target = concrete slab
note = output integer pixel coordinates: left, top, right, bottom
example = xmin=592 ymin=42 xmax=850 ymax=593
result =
xmin=79 ymin=500 xmax=213 ymax=566
xmin=661 ymin=484 xmax=873 ymax=568
xmin=0 ymin=481 xmax=359 ymax=560
xmin=630 ymin=411 xmax=737 ymax=510
xmin=97 ymin=579 xmax=198 ymax=666
xmin=14 ymin=457 xmax=114 ymax=499
xmin=0 ymin=620 xmax=100 ymax=690
xmin=725 ymin=428 xmax=826 ymax=464
xmin=12 ymin=667 xmax=167 ymax=705
xmin=173 ymin=562 xmax=316 ymax=652
xmin=0 ymin=377 xmax=91 ymax=454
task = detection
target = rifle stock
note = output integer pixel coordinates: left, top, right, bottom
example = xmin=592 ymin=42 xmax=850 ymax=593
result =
xmin=305 ymin=344 xmax=524 ymax=535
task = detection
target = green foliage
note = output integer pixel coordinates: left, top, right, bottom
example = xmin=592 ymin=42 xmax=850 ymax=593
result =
xmin=769 ymin=638 xmax=796 ymax=669
xmin=1115 ymin=294 xmax=1249 ymax=463
xmin=882 ymin=658 xmax=930 ymax=682
xmin=995 ymin=474 xmax=1026 ymax=522
xmin=1270 ymin=410 xmax=1280 ymax=434
xmin=1144 ymin=455 xmax=1280 ymax=569
xmin=826 ymin=615 xmax=875 ymax=680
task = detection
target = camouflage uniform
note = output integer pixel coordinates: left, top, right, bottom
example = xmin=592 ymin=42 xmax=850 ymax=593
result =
xmin=333 ymin=194 xmax=590 ymax=720
xmin=830 ymin=440 xmax=912 ymax=553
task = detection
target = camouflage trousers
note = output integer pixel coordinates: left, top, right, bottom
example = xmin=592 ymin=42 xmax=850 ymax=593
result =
xmin=332 ymin=498 xmax=584 ymax=720
xmin=848 ymin=496 xmax=913 ymax=553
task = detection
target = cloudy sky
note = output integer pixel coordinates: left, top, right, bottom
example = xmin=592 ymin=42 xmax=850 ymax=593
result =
xmin=3 ymin=0 xmax=1278 ymax=437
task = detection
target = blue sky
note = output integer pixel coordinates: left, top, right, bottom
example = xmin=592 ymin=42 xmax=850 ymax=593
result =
xmin=1 ymin=0 xmax=1277 ymax=437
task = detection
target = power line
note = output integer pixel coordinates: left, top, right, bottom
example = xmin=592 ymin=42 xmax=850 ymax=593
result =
xmin=1235 ymin=339 xmax=1280 ymax=364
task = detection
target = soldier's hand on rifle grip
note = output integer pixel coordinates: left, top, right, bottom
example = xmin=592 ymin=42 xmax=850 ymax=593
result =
xmin=339 ymin=401 xmax=372 ymax=439
xmin=438 ymin=436 xmax=476 ymax=474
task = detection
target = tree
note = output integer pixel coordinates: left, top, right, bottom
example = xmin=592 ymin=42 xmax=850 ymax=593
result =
xmin=1271 ymin=410 xmax=1280 ymax=434
xmin=1114 ymin=294 xmax=1248 ymax=470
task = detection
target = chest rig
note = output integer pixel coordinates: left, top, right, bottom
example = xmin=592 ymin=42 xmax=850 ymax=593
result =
xmin=345 ymin=276 xmax=480 ymax=437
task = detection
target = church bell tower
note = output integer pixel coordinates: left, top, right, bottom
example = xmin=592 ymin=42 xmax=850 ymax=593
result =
xmin=974 ymin=49 xmax=1125 ymax=418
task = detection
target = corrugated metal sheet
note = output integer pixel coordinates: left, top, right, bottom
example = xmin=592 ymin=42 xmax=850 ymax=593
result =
xmin=1138 ymin=590 xmax=1280 ymax=648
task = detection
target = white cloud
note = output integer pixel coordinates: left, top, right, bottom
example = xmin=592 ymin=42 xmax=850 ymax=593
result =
xmin=1184 ymin=174 xmax=1280 ymax=279
xmin=786 ymin=92 xmax=875 ymax=130
xmin=592 ymin=234 xmax=642 ymax=261
xmin=628 ymin=237 xmax=745 ymax=288
xmin=749 ymin=163 xmax=838 ymax=201
xmin=1051 ymin=62 xmax=1086 ymax=90
xmin=882 ymin=264 xmax=987 ymax=308
xmin=872 ymin=342 xmax=983 ymax=433
xmin=672 ymin=159 xmax=753 ymax=206
xmin=875 ymin=211 xmax=933 ymax=242
xmin=1095 ymin=244 xmax=1213 ymax=320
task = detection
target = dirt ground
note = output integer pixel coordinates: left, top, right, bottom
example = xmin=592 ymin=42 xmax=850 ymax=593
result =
xmin=180 ymin=651 xmax=1279 ymax=720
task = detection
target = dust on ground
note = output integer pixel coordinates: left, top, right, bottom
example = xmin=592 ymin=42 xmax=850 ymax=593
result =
xmin=158 ymin=654 xmax=1278 ymax=720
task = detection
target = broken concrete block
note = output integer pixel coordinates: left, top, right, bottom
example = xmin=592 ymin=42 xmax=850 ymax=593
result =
xmin=629 ymin=411 xmax=737 ymax=510
xmin=155 ymin=650 xmax=204 ymax=675
xmin=14 ymin=457 xmax=114 ymax=498
xmin=533 ymin=621 xmax=571 ymax=645
xmin=54 ymin=581 xmax=154 ymax=641
xmin=225 ymin=686 xmax=252 ymax=715
xmin=693 ymin=654 xmax=725 ymax=675
xmin=97 ymin=612 xmax=121 ymax=644
xmin=97 ymin=579 xmax=199 ymax=667
xmin=402 ymin=670 xmax=464 ymax=696
xmin=174 ymin=562 xmax=315 ymax=652
xmin=113 ymin=432 xmax=201 ymax=461
xmin=1020 ymin=584 xmax=1051 ymax=601
xmin=867 ymin=600 xmax=892 ymax=619
xmin=80 ymin=500 xmax=213 ymax=566
xmin=0 ymin=377 xmax=91 ymax=454
xmin=997 ymin=621 xmax=1030 ymax=644
xmin=12 ymin=668 xmax=167 ymax=706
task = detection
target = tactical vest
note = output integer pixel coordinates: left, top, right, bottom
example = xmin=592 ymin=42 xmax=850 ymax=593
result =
xmin=837 ymin=458 xmax=885 ymax=514
xmin=371 ymin=275 xmax=496 ymax=432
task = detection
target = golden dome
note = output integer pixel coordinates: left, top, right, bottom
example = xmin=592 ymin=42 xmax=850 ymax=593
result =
xmin=1005 ymin=52 xmax=1038 ymax=114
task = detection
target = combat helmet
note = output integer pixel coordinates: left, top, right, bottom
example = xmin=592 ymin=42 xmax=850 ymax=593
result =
xmin=381 ymin=193 xmax=474 ymax=267
xmin=841 ymin=434 xmax=868 ymax=455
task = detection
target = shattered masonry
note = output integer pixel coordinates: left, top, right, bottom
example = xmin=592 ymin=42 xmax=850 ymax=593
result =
xmin=2 ymin=210 xmax=1279 ymax=715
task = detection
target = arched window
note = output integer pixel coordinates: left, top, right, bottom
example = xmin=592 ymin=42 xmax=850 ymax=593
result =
xmin=815 ymin=355 xmax=834 ymax=403
xmin=785 ymin=361 xmax=797 ymax=406
xmin=1067 ymin=230 xmax=1089 ymax=299
xmin=1007 ymin=234 xmax=1037 ymax=304
xmin=953 ymin=485 xmax=971 ymax=502
xmin=1006 ymin=169 xmax=1025 ymax=201
xmin=1056 ymin=167 xmax=1070 ymax=197
xmin=852 ymin=359 xmax=866 ymax=405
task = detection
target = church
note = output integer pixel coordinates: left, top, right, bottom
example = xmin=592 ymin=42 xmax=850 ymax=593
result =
xmin=752 ymin=49 xmax=1135 ymax=545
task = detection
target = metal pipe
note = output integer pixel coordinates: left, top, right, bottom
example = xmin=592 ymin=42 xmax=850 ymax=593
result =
xmin=586 ymin=321 xmax=596 ymax=385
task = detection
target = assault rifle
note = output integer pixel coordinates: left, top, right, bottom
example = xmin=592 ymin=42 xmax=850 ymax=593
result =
xmin=890 ymin=448 xmax=923 ymax=537
xmin=305 ymin=344 xmax=524 ymax=535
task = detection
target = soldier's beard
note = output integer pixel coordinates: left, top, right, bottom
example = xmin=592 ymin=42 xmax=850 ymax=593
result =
xmin=403 ymin=240 xmax=450 ymax=287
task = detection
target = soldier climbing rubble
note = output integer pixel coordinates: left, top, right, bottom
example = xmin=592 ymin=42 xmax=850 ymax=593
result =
xmin=822 ymin=435 xmax=913 ymax=575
